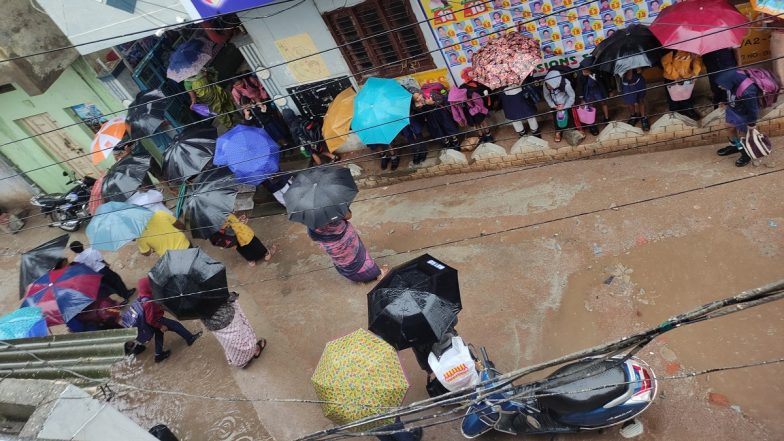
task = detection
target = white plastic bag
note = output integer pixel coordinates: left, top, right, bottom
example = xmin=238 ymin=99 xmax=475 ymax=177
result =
xmin=428 ymin=336 xmax=479 ymax=391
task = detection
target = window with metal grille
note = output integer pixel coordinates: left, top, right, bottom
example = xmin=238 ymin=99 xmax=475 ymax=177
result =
xmin=323 ymin=0 xmax=435 ymax=79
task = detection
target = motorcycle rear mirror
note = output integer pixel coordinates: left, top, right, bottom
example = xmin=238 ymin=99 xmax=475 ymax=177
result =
xmin=62 ymin=171 xmax=69 ymax=177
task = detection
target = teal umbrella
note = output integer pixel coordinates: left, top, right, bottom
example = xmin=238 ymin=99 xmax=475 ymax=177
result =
xmin=351 ymin=78 xmax=411 ymax=145
xmin=86 ymin=202 xmax=153 ymax=251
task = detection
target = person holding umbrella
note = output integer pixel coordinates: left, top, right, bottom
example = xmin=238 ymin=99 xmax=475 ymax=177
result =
xmin=198 ymin=291 xmax=266 ymax=368
xmin=284 ymin=167 xmax=387 ymax=283
xmin=621 ymin=68 xmax=650 ymax=131
xmin=137 ymin=277 xmax=201 ymax=363
xmin=216 ymin=214 xmax=278 ymax=267
xmin=137 ymin=211 xmax=191 ymax=257
xmin=69 ymin=241 xmax=134 ymax=301
xmin=308 ymin=209 xmax=387 ymax=283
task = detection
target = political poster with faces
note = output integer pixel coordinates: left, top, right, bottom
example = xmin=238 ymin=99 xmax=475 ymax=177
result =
xmin=419 ymin=0 xmax=676 ymax=82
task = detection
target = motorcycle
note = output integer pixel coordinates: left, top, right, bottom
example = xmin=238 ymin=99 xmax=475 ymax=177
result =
xmin=460 ymin=347 xmax=657 ymax=439
xmin=30 ymin=171 xmax=96 ymax=232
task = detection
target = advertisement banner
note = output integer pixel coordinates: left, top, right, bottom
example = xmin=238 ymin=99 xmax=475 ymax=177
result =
xmin=736 ymin=2 xmax=772 ymax=66
xmin=419 ymin=0 xmax=678 ymax=81
xmin=186 ymin=0 xmax=277 ymax=18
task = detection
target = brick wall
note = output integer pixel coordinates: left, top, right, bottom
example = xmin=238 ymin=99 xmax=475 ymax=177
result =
xmin=355 ymin=106 xmax=784 ymax=189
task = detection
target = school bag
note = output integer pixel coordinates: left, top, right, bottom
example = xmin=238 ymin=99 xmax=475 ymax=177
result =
xmin=736 ymin=68 xmax=781 ymax=108
xmin=121 ymin=299 xmax=153 ymax=343
xmin=742 ymin=126 xmax=772 ymax=159
xmin=209 ymin=226 xmax=238 ymax=249
xmin=297 ymin=117 xmax=327 ymax=157
xmin=421 ymin=82 xmax=449 ymax=105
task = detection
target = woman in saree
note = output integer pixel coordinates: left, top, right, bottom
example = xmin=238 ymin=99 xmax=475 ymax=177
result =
xmin=184 ymin=68 xmax=236 ymax=130
xmin=308 ymin=210 xmax=387 ymax=283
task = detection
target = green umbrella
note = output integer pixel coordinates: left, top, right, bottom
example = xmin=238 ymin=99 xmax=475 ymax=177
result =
xmin=311 ymin=329 xmax=409 ymax=427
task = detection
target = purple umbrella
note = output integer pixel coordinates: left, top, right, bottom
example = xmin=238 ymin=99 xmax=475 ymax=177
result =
xmin=167 ymin=39 xmax=215 ymax=83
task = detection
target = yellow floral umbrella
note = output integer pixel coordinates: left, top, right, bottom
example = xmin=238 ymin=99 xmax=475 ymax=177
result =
xmin=322 ymin=87 xmax=356 ymax=152
xmin=311 ymin=328 xmax=409 ymax=427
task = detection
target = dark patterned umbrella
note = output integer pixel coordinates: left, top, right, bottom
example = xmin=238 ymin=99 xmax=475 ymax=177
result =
xmin=148 ymin=247 xmax=230 ymax=320
xmin=127 ymin=89 xmax=168 ymax=139
xmin=368 ymin=254 xmax=461 ymax=350
xmin=184 ymin=167 xmax=238 ymax=240
xmin=19 ymin=234 xmax=69 ymax=299
xmin=283 ymin=166 xmax=357 ymax=229
xmin=163 ymin=126 xmax=217 ymax=182
xmin=367 ymin=288 xmax=460 ymax=350
xmin=101 ymin=155 xmax=150 ymax=202
xmin=591 ymin=24 xmax=664 ymax=76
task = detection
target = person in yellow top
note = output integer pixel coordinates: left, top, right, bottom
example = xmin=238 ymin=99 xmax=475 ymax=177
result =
xmin=137 ymin=211 xmax=191 ymax=256
xmin=221 ymin=214 xmax=277 ymax=267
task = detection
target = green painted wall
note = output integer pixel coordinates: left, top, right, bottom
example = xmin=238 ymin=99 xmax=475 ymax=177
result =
xmin=0 ymin=58 xmax=123 ymax=193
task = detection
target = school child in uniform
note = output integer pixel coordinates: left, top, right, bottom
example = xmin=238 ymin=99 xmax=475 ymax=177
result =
xmin=621 ymin=68 xmax=650 ymax=131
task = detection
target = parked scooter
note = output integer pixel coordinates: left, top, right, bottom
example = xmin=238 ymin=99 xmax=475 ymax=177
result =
xmin=460 ymin=347 xmax=656 ymax=439
xmin=30 ymin=171 xmax=96 ymax=232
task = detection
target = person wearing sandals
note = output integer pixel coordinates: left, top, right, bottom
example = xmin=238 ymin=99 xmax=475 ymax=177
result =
xmin=137 ymin=277 xmax=202 ymax=363
xmin=308 ymin=209 xmax=388 ymax=283
xmin=543 ymin=69 xmax=576 ymax=143
xmin=200 ymin=292 xmax=266 ymax=368
xmin=222 ymin=213 xmax=278 ymax=267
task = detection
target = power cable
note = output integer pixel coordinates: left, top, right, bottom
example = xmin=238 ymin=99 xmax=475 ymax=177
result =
xmin=0 ymin=0 xmax=506 ymax=150
xmin=0 ymin=0 xmax=303 ymax=63
xmin=297 ymin=280 xmax=784 ymax=438
xmin=14 ymin=143 xmax=783 ymax=316
xmin=3 ymin=0 xmax=769 ymax=171
xmin=2 ymin=88 xmax=775 ymax=243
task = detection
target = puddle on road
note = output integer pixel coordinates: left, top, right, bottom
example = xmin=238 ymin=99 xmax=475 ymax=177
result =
xmin=541 ymin=228 xmax=784 ymax=436
xmin=110 ymin=332 xmax=269 ymax=441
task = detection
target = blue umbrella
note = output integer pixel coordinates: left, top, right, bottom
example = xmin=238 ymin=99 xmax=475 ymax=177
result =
xmin=86 ymin=202 xmax=154 ymax=251
xmin=351 ymin=78 xmax=411 ymax=145
xmin=167 ymin=39 xmax=214 ymax=82
xmin=215 ymin=125 xmax=280 ymax=186
xmin=0 ymin=307 xmax=48 ymax=339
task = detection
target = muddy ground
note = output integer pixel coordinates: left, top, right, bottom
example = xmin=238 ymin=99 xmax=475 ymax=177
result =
xmin=0 ymin=141 xmax=782 ymax=441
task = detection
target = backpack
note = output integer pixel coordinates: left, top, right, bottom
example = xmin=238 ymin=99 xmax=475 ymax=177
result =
xmin=297 ymin=117 xmax=326 ymax=156
xmin=209 ymin=226 xmax=238 ymax=249
xmin=736 ymin=68 xmax=781 ymax=108
xmin=421 ymin=82 xmax=449 ymax=105
xmin=120 ymin=299 xmax=145 ymax=329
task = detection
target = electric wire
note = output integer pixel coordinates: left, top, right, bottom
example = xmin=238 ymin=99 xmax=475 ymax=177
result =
xmin=2 ymin=0 xmax=774 ymax=178
xmin=1 ymin=88 xmax=775 ymax=245
xmin=12 ymin=137 xmax=783 ymax=316
xmin=0 ymin=0 xmax=507 ymax=150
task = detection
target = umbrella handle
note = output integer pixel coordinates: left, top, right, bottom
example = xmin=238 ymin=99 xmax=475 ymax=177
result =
xmin=174 ymin=182 xmax=187 ymax=219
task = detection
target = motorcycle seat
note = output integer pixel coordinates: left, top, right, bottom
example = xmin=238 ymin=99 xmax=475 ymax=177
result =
xmin=36 ymin=195 xmax=67 ymax=206
xmin=537 ymin=359 xmax=628 ymax=415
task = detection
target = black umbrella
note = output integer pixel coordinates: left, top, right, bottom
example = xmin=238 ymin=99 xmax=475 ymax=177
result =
xmin=591 ymin=25 xmax=664 ymax=76
xmin=163 ymin=126 xmax=217 ymax=182
xmin=102 ymin=155 xmax=151 ymax=202
xmin=127 ymin=89 xmax=168 ymax=139
xmin=184 ymin=167 xmax=238 ymax=239
xmin=283 ymin=167 xmax=358 ymax=229
xmin=148 ymin=247 xmax=230 ymax=320
xmin=368 ymin=288 xmax=460 ymax=350
xmin=19 ymin=234 xmax=69 ymax=298
xmin=372 ymin=254 xmax=461 ymax=308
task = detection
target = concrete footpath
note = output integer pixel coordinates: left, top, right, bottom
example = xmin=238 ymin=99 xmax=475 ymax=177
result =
xmin=0 ymin=141 xmax=782 ymax=440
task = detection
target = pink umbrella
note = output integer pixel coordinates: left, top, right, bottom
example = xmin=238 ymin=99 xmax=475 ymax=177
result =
xmin=471 ymin=33 xmax=542 ymax=90
xmin=650 ymin=0 xmax=748 ymax=55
